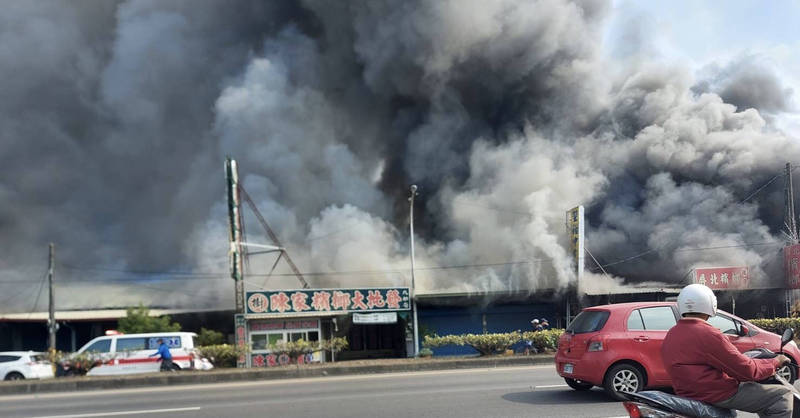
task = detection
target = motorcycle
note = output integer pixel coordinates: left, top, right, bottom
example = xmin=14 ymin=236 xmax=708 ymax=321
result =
xmin=622 ymin=328 xmax=800 ymax=418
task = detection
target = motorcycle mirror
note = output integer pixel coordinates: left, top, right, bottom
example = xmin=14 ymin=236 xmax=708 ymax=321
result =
xmin=781 ymin=328 xmax=794 ymax=347
xmin=739 ymin=325 xmax=750 ymax=337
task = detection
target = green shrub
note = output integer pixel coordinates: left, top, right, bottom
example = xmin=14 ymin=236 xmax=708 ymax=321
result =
xmin=424 ymin=329 xmax=565 ymax=355
xmin=748 ymin=317 xmax=800 ymax=336
xmin=267 ymin=337 xmax=349 ymax=359
xmin=196 ymin=327 xmax=225 ymax=346
xmin=196 ymin=344 xmax=248 ymax=368
xmin=522 ymin=329 xmax=564 ymax=351
xmin=52 ymin=350 xmax=109 ymax=376
xmin=418 ymin=347 xmax=433 ymax=357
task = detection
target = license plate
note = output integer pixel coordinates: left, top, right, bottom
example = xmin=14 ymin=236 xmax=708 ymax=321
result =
xmin=563 ymin=364 xmax=573 ymax=374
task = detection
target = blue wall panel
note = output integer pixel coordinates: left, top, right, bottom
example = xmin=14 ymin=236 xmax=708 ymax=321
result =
xmin=418 ymin=303 xmax=557 ymax=356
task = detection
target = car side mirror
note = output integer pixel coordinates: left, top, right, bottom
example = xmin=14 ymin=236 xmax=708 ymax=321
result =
xmin=782 ymin=328 xmax=795 ymax=347
xmin=739 ymin=325 xmax=749 ymax=337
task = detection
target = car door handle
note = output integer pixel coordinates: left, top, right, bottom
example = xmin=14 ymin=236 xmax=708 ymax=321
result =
xmin=634 ymin=336 xmax=649 ymax=342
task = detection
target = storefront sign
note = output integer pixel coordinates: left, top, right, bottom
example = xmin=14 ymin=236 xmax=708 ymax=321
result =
xmin=234 ymin=314 xmax=247 ymax=368
xmin=353 ymin=312 xmax=398 ymax=324
xmin=566 ymin=206 xmax=584 ymax=280
xmin=786 ymin=244 xmax=800 ymax=289
xmin=246 ymin=287 xmax=410 ymax=315
xmin=693 ymin=267 xmax=749 ymax=290
xmin=250 ymin=320 xmax=318 ymax=331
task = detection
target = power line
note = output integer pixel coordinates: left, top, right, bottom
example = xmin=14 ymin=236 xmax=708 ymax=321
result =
xmin=28 ymin=271 xmax=48 ymax=318
xmin=45 ymin=259 xmax=549 ymax=281
xmin=740 ymin=172 xmax=784 ymax=203
xmin=587 ymin=241 xmax=785 ymax=272
xmin=592 ymin=166 xmax=794 ymax=271
xmin=0 ymin=281 xmax=39 ymax=306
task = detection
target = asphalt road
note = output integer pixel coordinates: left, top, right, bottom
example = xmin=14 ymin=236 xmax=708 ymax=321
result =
xmin=0 ymin=365 xmax=760 ymax=418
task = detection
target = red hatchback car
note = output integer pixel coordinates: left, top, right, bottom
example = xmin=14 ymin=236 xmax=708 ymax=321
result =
xmin=555 ymin=302 xmax=800 ymax=400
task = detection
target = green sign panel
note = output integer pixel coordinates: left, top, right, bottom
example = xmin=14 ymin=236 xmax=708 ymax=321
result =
xmin=246 ymin=288 xmax=410 ymax=315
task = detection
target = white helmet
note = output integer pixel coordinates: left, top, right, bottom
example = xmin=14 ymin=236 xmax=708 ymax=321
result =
xmin=677 ymin=284 xmax=717 ymax=317
xmin=531 ymin=319 xmax=540 ymax=324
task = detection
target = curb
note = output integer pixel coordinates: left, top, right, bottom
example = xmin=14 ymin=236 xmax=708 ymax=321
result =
xmin=0 ymin=355 xmax=555 ymax=395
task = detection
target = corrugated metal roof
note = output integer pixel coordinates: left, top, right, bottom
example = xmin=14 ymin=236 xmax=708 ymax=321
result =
xmin=582 ymin=287 xmax=682 ymax=296
xmin=0 ymin=308 xmax=228 ymax=322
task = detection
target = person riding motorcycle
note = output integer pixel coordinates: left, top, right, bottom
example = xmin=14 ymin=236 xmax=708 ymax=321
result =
xmin=661 ymin=284 xmax=793 ymax=417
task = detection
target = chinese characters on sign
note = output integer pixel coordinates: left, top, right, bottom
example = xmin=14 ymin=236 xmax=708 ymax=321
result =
xmin=250 ymin=353 xmax=312 ymax=367
xmin=785 ymin=244 xmax=800 ymax=289
xmin=250 ymin=320 xmax=318 ymax=331
xmin=245 ymin=288 xmax=411 ymax=315
xmin=566 ymin=206 xmax=584 ymax=279
xmin=234 ymin=314 xmax=247 ymax=368
xmin=693 ymin=267 xmax=749 ymax=290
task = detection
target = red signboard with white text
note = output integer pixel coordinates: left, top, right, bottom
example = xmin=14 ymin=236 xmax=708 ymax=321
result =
xmin=692 ymin=267 xmax=749 ymax=290
xmin=785 ymin=245 xmax=800 ymax=289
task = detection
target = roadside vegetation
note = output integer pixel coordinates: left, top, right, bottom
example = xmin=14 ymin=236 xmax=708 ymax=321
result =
xmin=198 ymin=337 xmax=348 ymax=368
xmin=117 ymin=304 xmax=181 ymax=334
xmin=423 ymin=329 xmax=564 ymax=355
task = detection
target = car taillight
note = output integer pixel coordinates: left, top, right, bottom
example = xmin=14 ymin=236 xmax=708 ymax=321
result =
xmin=622 ymin=402 xmax=641 ymax=418
xmin=587 ymin=337 xmax=603 ymax=352
xmin=622 ymin=401 xmax=673 ymax=418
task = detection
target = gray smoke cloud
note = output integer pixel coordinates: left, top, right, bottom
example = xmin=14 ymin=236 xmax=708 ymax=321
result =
xmin=0 ymin=0 xmax=798 ymax=312
xmin=694 ymin=55 xmax=795 ymax=115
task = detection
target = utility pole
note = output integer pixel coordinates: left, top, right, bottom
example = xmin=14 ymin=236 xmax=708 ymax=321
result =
xmin=409 ymin=185 xmax=420 ymax=357
xmin=785 ymin=162 xmax=798 ymax=243
xmin=785 ymin=162 xmax=798 ymax=317
xmin=47 ymin=243 xmax=57 ymax=352
xmin=225 ymin=158 xmax=245 ymax=313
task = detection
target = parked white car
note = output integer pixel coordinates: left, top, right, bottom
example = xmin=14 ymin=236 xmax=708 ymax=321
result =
xmin=0 ymin=351 xmax=54 ymax=380
xmin=73 ymin=331 xmax=213 ymax=376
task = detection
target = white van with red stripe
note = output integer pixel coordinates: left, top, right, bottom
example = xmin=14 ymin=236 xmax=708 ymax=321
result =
xmin=76 ymin=331 xmax=211 ymax=376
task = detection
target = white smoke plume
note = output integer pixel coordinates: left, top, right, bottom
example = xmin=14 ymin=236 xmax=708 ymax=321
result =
xmin=0 ymin=0 xmax=798 ymax=312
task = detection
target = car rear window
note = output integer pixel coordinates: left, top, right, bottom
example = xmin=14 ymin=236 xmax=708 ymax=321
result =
xmin=567 ymin=310 xmax=610 ymax=334
xmin=31 ymin=354 xmax=49 ymax=363
xmin=638 ymin=306 xmax=677 ymax=331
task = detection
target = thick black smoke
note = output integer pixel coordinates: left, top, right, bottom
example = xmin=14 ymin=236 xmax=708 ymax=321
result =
xmin=0 ymin=0 xmax=797 ymax=312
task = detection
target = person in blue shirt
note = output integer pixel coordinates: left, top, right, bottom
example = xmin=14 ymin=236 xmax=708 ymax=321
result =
xmin=149 ymin=338 xmax=173 ymax=371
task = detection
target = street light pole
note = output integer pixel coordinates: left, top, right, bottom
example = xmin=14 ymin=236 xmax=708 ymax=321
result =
xmin=409 ymin=185 xmax=420 ymax=357
xmin=47 ymin=243 xmax=57 ymax=352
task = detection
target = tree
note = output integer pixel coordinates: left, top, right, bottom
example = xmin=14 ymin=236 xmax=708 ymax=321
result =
xmin=117 ymin=304 xmax=181 ymax=334
xmin=196 ymin=327 xmax=225 ymax=346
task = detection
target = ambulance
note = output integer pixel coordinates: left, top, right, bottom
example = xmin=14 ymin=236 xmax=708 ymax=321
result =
xmin=74 ymin=331 xmax=213 ymax=376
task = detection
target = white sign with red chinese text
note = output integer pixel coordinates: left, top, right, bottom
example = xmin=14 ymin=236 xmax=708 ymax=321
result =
xmin=785 ymin=244 xmax=800 ymax=289
xmin=692 ymin=266 xmax=749 ymax=290
xmin=353 ymin=312 xmax=398 ymax=324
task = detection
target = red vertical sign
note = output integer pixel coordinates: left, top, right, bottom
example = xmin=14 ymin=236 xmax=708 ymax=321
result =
xmin=693 ymin=267 xmax=749 ymax=290
xmin=785 ymin=244 xmax=800 ymax=289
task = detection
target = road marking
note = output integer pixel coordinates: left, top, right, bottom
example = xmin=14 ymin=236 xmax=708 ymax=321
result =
xmin=30 ymin=406 xmax=201 ymax=418
xmin=533 ymin=384 xmax=569 ymax=389
xmin=0 ymin=365 xmax=555 ymax=402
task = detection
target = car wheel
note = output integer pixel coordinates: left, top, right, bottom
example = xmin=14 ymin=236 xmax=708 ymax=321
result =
xmin=4 ymin=372 xmax=24 ymax=381
xmin=777 ymin=363 xmax=797 ymax=383
xmin=564 ymin=377 xmax=593 ymax=391
xmin=603 ymin=364 xmax=644 ymax=401
xmin=170 ymin=363 xmax=181 ymax=371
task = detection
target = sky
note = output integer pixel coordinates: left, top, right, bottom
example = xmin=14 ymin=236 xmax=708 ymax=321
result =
xmin=1 ymin=0 xmax=800 ymax=313
xmin=607 ymin=0 xmax=800 ymax=135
